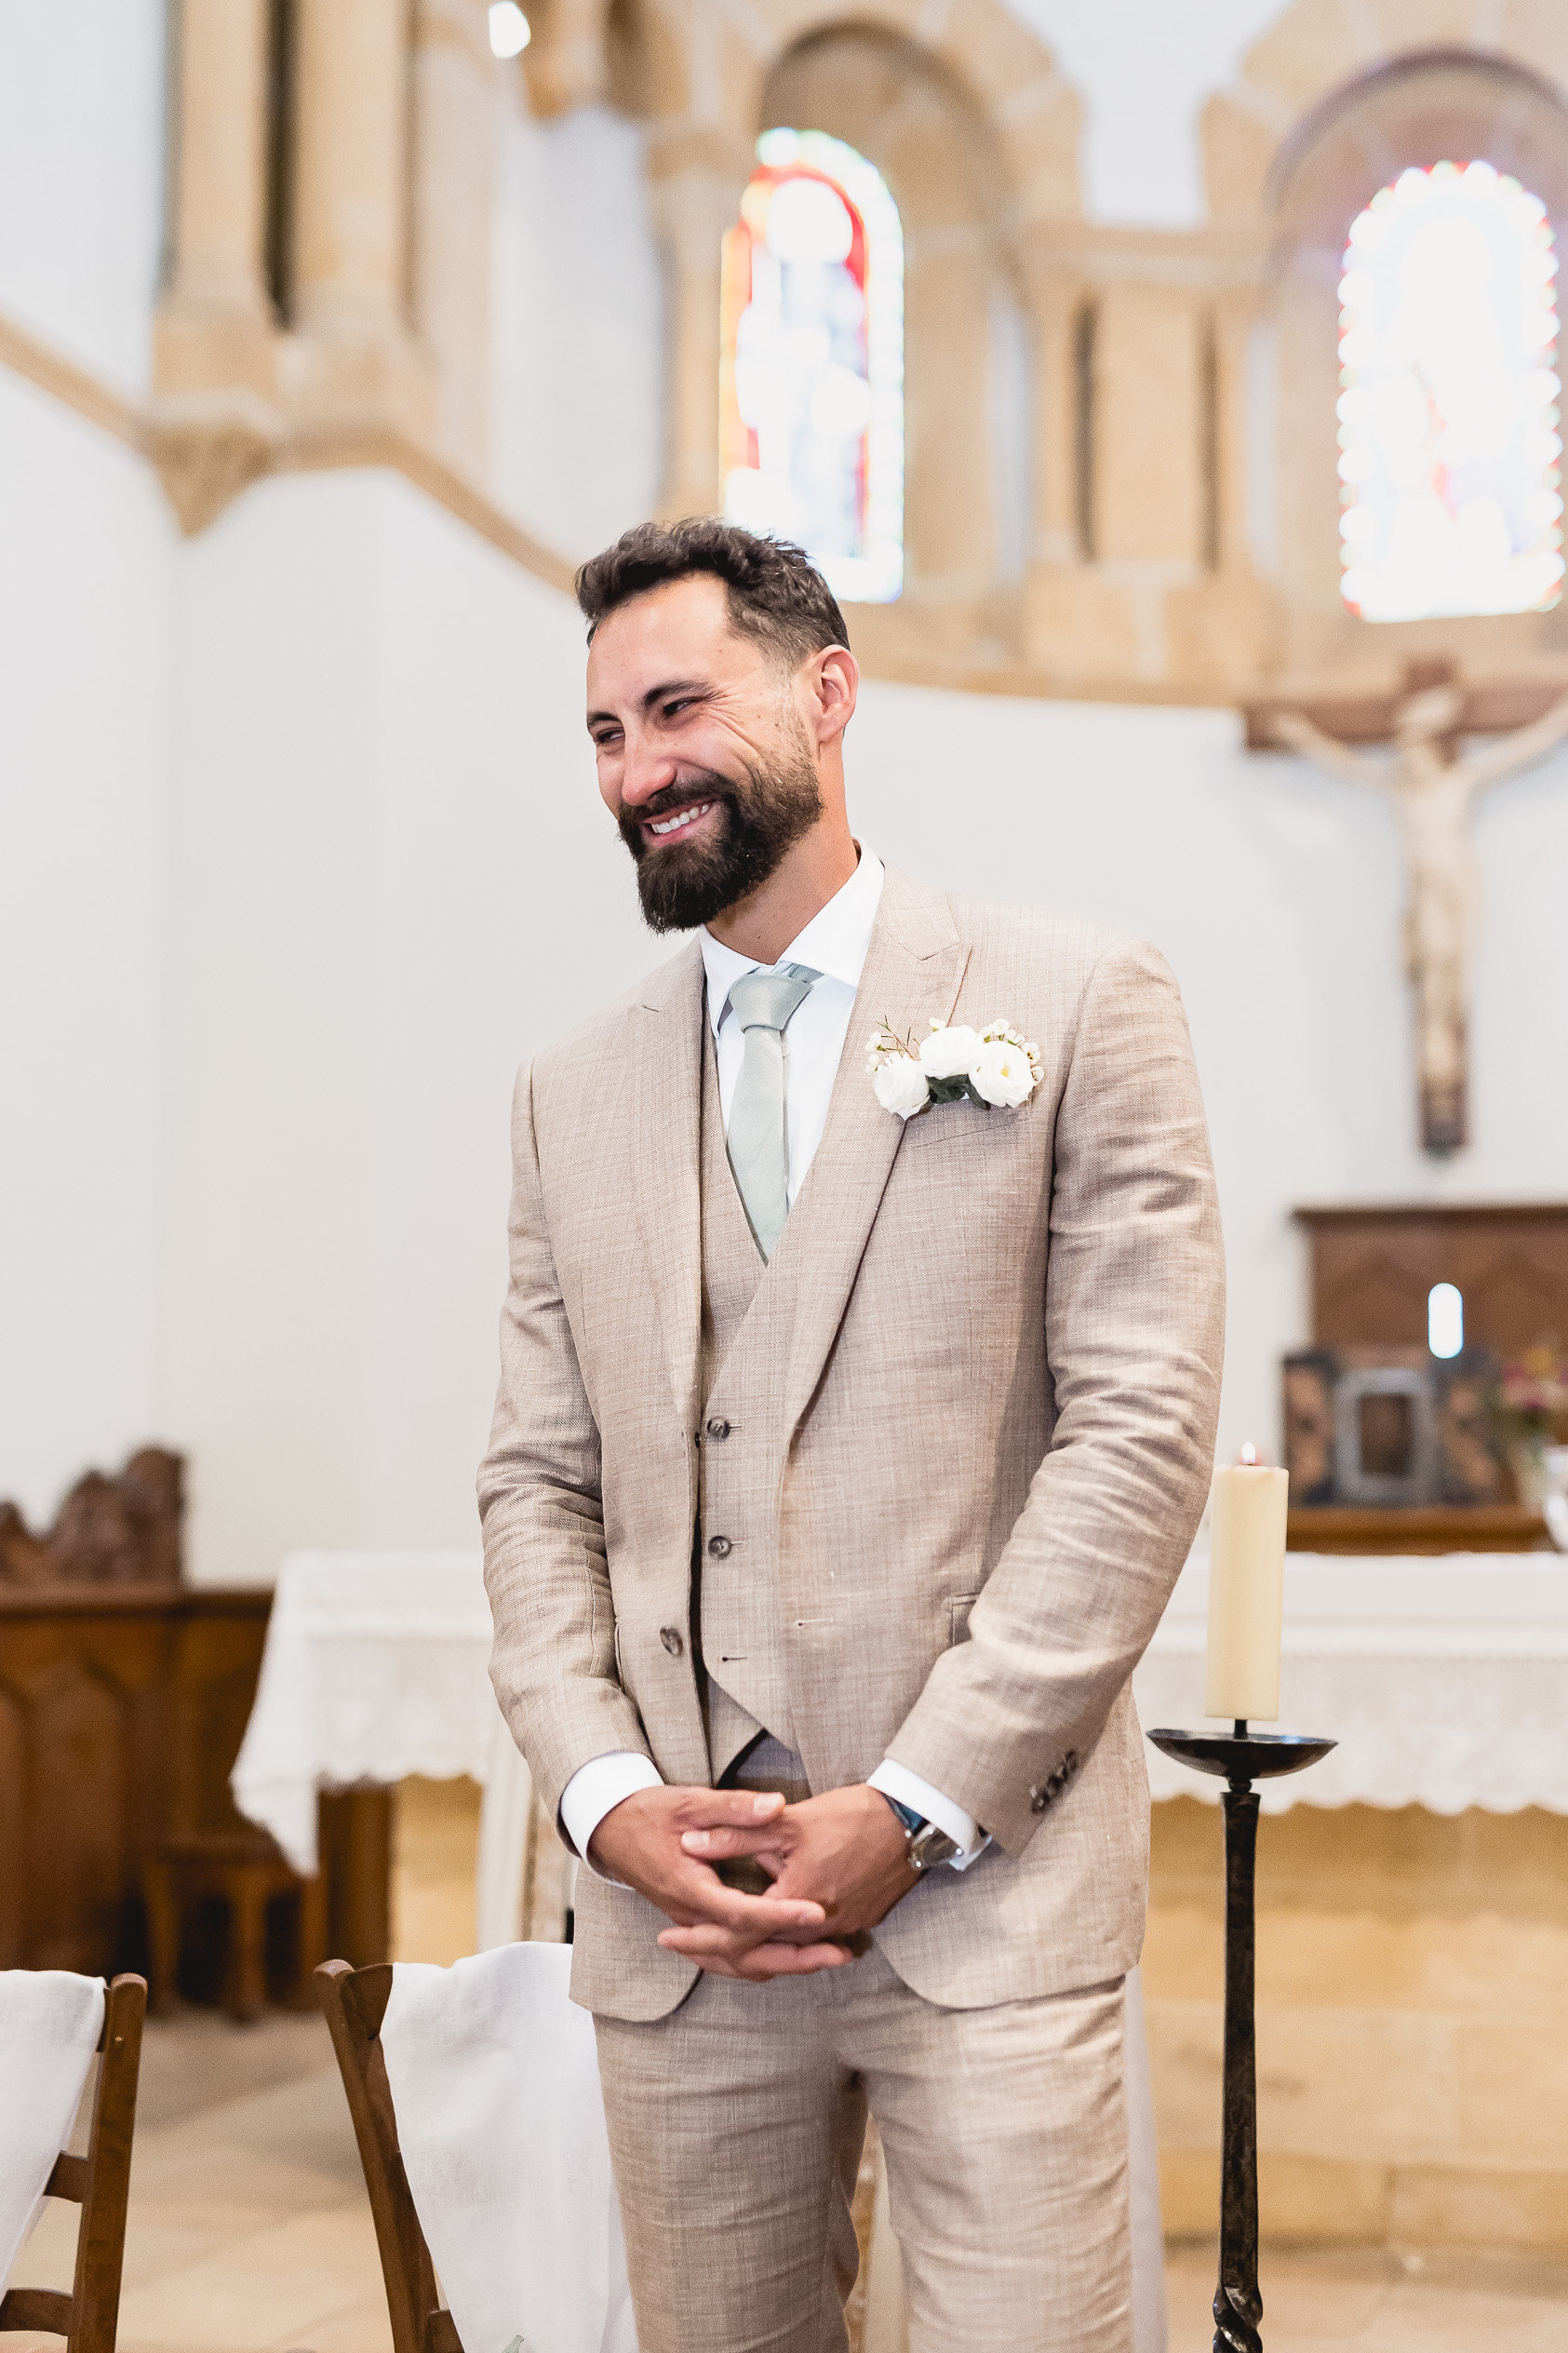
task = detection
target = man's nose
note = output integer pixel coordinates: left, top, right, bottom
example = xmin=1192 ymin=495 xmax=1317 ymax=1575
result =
xmin=618 ymin=741 xmax=684 ymax=810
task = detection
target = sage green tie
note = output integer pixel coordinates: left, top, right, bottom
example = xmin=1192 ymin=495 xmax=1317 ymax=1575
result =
xmin=724 ymin=963 xmax=821 ymax=1261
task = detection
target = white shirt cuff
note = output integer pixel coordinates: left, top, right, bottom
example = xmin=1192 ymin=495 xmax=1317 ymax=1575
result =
xmin=559 ymin=1751 xmax=664 ymax=1874
xmin=868 ymin=1761 xmax=990 ymax=1871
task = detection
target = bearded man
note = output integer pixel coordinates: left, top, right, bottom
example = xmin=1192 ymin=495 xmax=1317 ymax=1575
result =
xmin=479 ymin=518 xmax=1224 ymax=2353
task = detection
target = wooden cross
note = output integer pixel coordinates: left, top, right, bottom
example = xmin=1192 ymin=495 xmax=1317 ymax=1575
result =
xmin=1244 ymin=657 xmax=1568 ymax=1155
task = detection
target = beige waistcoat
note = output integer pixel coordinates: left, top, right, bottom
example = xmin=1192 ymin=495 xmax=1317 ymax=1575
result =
xmin=697 ymin=1021 xmax=812 ymax=1779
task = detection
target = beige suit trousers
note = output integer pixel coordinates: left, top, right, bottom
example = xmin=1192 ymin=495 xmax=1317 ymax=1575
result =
xmin=594 ymin=1942 xmax=1132 ymax=2353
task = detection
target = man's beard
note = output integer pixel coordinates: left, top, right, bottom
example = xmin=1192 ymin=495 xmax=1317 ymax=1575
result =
xmin=619 ymin=744 xmax=823 ymax=934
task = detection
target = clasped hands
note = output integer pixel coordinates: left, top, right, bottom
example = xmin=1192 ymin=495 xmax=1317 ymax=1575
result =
xmin=586 ymin=1782 xmax=918 ymax=1983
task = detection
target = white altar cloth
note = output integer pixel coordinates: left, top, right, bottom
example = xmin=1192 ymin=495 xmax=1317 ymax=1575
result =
xmin=235 ymin=1551 xmax=1568 ymax=1873
xmin=1134 ymin=1553 xmax=1568 ymax=1816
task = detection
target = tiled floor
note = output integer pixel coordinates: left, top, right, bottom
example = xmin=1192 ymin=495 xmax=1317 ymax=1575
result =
xmin=1164 ymin=2241 xmax=1568 ymax=2352
xmin=7 ymin=2010 xmax=388 ymax=2353
xmin=7 ymin=2010 xmax=1567 ymax=2353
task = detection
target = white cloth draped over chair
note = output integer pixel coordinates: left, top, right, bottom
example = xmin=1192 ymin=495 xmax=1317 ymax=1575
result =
xmin=0 ymin=1970 xmax=104 ymax=2291
xmin=381 ymin=1942 xmax=637 ymax=2353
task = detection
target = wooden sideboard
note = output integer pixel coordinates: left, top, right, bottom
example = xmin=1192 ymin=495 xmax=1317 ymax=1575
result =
xmin=0 ymin=1583 xmax=389 ymax=1987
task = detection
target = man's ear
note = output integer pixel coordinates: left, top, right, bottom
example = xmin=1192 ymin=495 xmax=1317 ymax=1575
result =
xmin=811 ymin=645 xmax=859 ymax=749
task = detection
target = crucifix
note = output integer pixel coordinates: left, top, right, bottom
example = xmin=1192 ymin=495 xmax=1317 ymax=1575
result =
xmin=1245 ymin=657 xmax=1568 ymax=1155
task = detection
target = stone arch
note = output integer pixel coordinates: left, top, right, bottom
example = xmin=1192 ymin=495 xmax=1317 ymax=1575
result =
xmin=1253 ymin=38 xmax=1568 ymax=676
xmin=603 ymin=0 xmax=1076 ymax=662
xmin=1203 ymin=0 xmax=1568 ymax=225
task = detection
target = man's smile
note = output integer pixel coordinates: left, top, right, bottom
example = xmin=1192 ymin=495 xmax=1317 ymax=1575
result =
xmin=640 ymin=798 xmax=719 ymax=847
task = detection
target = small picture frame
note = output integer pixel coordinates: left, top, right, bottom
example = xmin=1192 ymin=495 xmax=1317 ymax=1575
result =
xmin=1282 ymin=1345 xmax=1505 ymax=1507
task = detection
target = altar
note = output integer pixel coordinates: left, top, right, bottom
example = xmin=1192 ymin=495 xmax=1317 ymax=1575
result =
xmin=232 ymin=1548 xmax=1568 ymax=2262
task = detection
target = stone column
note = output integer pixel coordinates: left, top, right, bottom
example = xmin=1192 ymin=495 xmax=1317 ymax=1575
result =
xmin=650 ymin=142 xmax=753 ymax=520
xmin=151 ymin=0 xmax=282 ymax=532
xmin=1020 ymin=246 xmax=1110 ymax=676
xmin=1163 ymin=281 xmax=1282 ymax=687
xmin=291 ymin=0 xmax=433 ymax=435
xmin=409 ymin=0 xmax=497 ymax=473
xmin=1021 ymin=257 xmax=1083 ymax=571
xmin=158 ymin=0 xmax=275 ymax=390
xmin=1213 ymin=291 xmax=1258 ymax=578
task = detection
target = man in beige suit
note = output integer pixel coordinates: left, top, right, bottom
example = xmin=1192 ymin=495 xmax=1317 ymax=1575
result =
xmin=480 ymin=519 xmax=1224 ymax=2352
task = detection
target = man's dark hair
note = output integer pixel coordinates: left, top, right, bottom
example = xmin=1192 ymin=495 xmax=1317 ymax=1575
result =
xmin=575 ymin=518 xmax=850 ymax=670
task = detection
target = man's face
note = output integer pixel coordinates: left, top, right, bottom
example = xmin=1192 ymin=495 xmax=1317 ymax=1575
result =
xmin=586 ymin=574 xmax=822 ymax=932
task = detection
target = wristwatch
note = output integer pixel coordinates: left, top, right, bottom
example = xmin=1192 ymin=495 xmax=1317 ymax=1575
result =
xmin=879 ymin=1792 xmax=962 ymax=1873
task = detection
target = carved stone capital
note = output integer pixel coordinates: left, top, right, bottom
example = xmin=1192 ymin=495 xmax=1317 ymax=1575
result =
xmin=522 ymin=0 xmax=612 ymax=117
xmin=144 ymin=386 xmax=283 ymax=535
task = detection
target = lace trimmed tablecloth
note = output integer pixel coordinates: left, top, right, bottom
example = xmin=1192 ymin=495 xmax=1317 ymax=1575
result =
xmin=1134 ymin=1553 xmax=1568 ymax=1815
xmin=231 ymin=1551 xmax=499 ymax=1876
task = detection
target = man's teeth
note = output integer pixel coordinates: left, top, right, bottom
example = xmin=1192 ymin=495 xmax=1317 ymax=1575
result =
xmin=648 ymin=801 xmax=713 ymax=838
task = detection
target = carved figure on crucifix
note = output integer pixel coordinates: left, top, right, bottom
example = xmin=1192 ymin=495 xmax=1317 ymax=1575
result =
xmin=1247 ymin=659 xmax=1568 ymax=1155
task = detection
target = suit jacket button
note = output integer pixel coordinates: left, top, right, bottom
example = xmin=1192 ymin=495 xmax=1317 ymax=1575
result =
xmin=1029 ymin=1788 xmax=1048 ymax=1814
xmin=705 ymin=1418 xmax=730 ymax=1441
xmin=707 ymin=1535 xmax=731 ymax=1558
xmin=660 ymin=1626 xmax=683 ymax=1656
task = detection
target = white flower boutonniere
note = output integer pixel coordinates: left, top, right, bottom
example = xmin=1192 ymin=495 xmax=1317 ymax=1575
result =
xmin=865 ymin=1017 xmax=1042 ymax=1122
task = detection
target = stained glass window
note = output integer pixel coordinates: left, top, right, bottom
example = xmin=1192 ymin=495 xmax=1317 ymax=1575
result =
xmin=1337 ymin=160 xmax=1562 ymax=621
xmin=720 ymin=129 xmax=904 ymax=604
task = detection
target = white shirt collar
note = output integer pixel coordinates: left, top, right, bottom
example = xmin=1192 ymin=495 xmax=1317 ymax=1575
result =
xmin=701 ymin=849 xmax=885 ymax=1034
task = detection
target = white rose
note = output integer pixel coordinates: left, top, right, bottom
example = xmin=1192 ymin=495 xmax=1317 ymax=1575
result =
xmin=873 ymin=1055 xmax=931 ymax=1119
xmin=970 ymin=1036 xmax=1036 ymax=1108
xmin=918 ymin=1024 xmax=982 ymax=1080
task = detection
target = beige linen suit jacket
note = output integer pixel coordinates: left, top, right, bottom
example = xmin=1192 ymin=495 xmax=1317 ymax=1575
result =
xmin=480 ymin=865 xmax=1225 ymax=2023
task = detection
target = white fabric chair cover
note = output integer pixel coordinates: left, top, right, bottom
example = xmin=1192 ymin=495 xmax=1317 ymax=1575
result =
xmin=0 ymin=1970 xmax=104 ymax=2291
xmin=380 ymin=1942 xmax=637 ymax=2353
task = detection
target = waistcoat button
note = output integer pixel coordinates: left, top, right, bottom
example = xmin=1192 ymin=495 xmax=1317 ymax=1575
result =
xmin=707 ymin=1535 xmax=731 ymax=1558
xmin=659 ymin=1625 xmax=683 ymax=1656
xmin=705 ymin=1418 xmax=731 ymax=1441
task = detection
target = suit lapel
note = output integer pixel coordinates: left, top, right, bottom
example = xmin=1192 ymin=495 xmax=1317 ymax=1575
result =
xmin=773 ymin=867 xmax=969 ymax=1435
xmin=630 ymin=941 xmax=706 ymax=1438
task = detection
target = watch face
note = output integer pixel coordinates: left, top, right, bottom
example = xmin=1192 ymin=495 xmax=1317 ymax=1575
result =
xmin=908 ymin=1822 xmax=960 ymax=1872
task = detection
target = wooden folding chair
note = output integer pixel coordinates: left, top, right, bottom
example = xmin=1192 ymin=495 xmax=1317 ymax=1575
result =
xmin=315 ymin=1959 xmax=462 ymax=2353
xmin=0 ymin=1972 xmax=146 ymax=2353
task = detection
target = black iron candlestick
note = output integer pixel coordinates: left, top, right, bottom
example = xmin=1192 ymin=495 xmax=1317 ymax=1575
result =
xmin=1146 ymin=1724 xmax=1336 ymax=2353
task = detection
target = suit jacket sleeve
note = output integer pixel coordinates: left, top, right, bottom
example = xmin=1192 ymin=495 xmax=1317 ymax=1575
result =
xmin=884 ymin=936 xmax=1226 ymax=1856
xmin=478 ymin=1062 xmax=652 ymax=1821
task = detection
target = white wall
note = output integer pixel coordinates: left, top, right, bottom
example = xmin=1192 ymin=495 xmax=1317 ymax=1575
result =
xmin=0 ymin=376 xmax=174 ymax=1523
xmin=161 ymin=470 xmax=652 ymax=1580
xmin=0 ymin=0 xmax=166 ymax=390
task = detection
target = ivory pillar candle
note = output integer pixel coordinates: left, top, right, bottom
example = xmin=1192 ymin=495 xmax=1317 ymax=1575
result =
xmin=1204 ymin=1455 xmax=1289 ymax=1722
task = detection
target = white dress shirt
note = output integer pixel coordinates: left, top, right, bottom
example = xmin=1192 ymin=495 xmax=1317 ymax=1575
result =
xmin=561 ymin=850 xmax=987 ymax=1874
